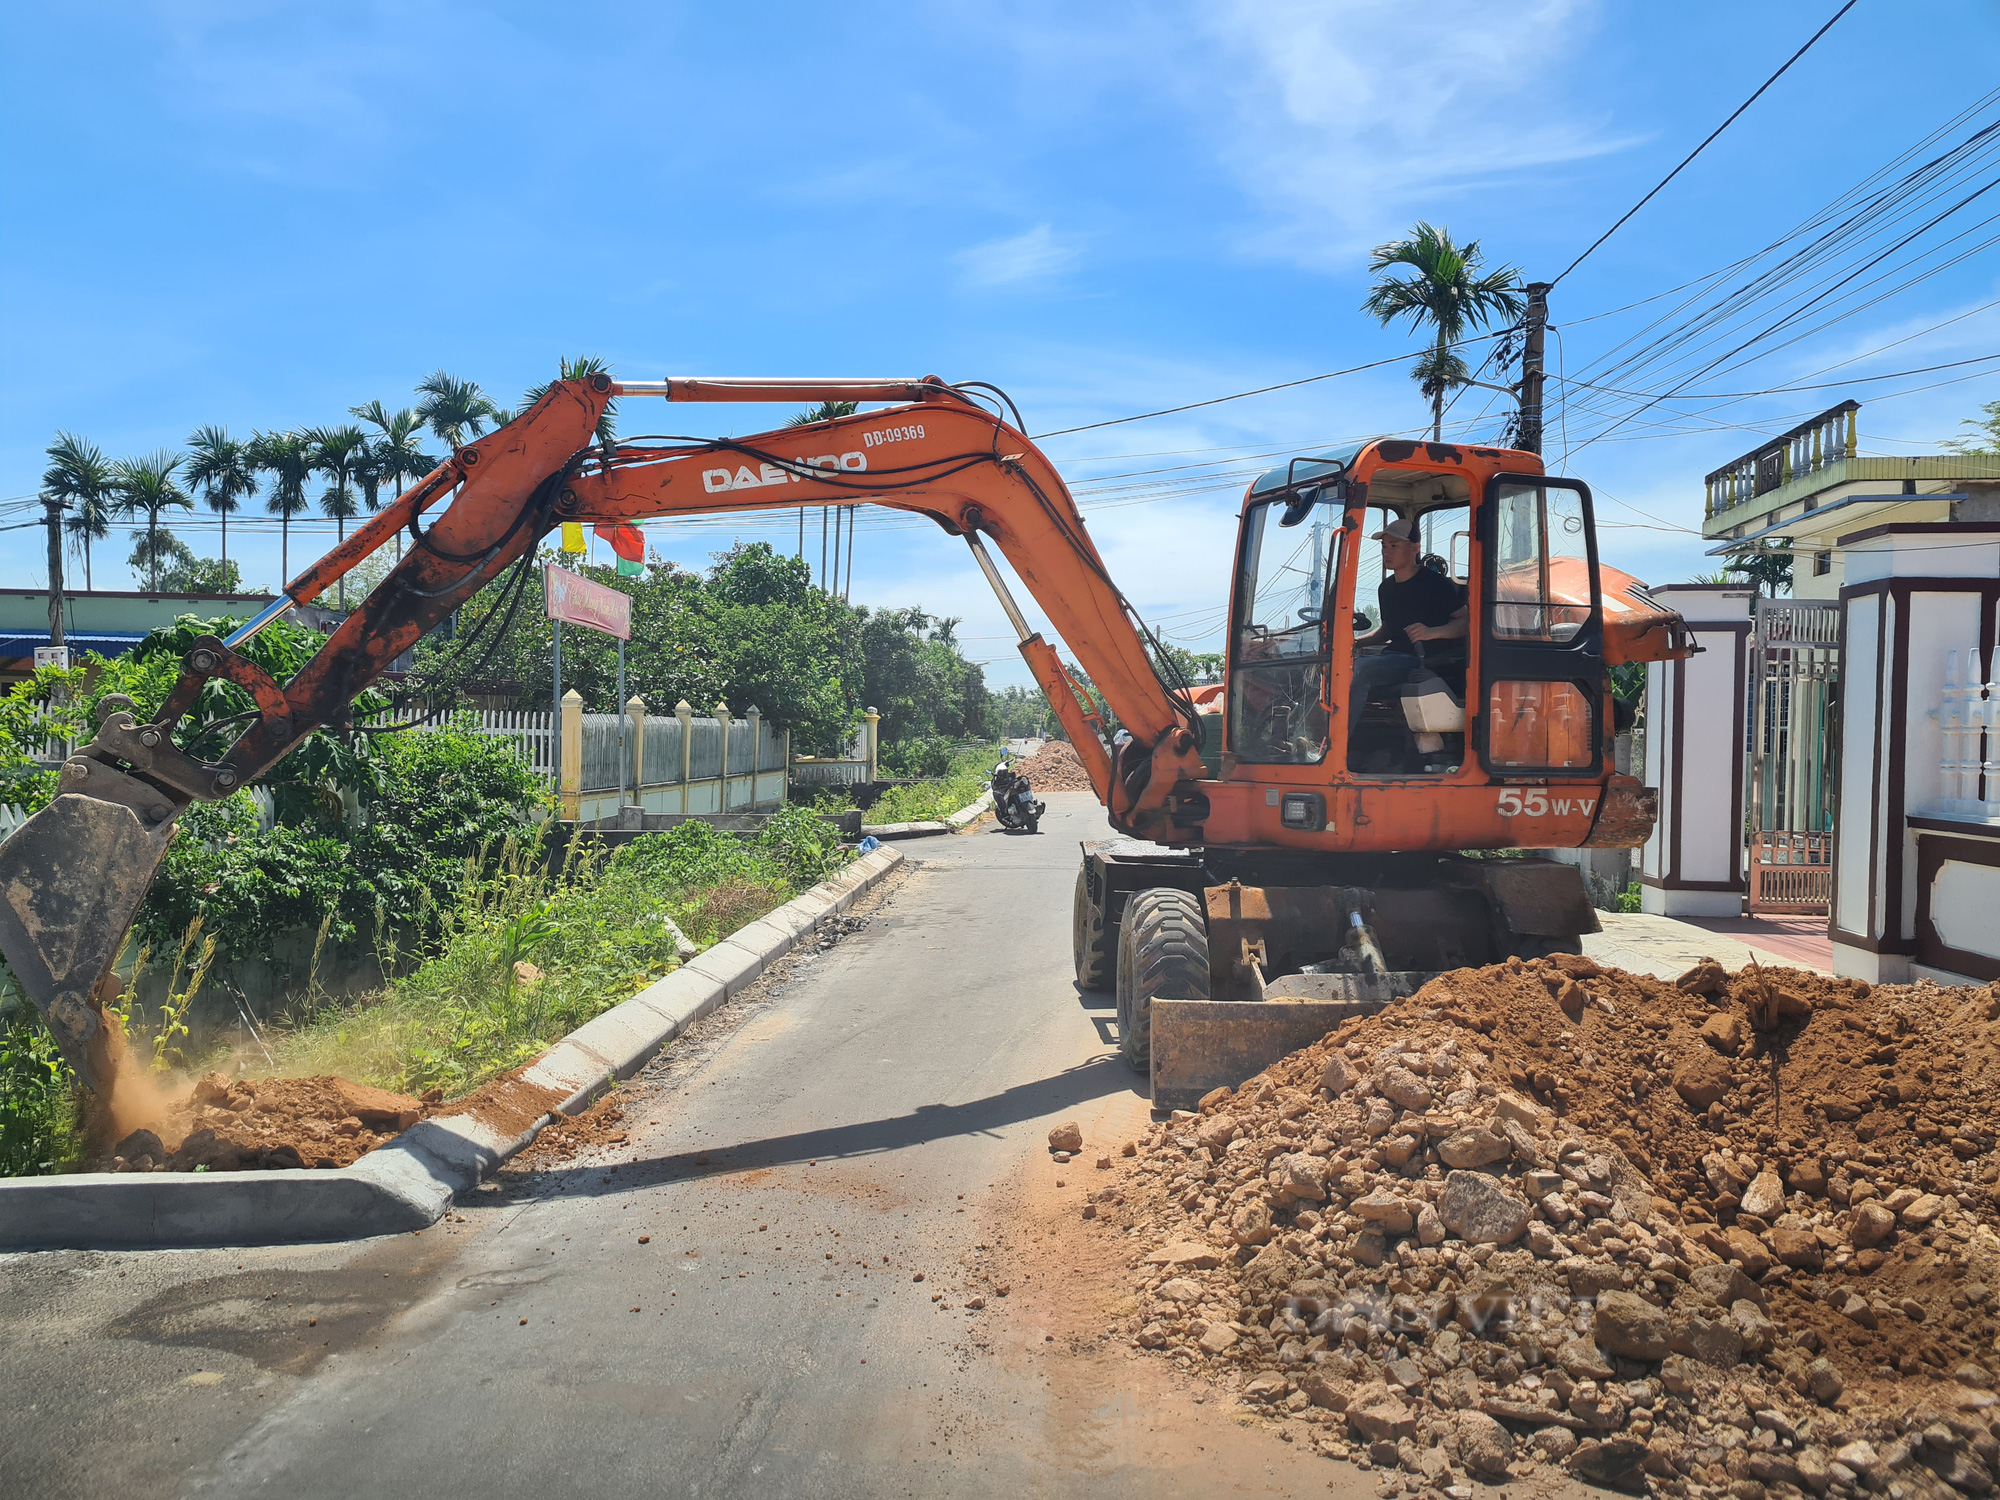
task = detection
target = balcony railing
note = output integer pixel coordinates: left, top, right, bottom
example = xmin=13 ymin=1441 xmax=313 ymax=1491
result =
xmin=1704 ymin=400 xmax=1859 ymax=520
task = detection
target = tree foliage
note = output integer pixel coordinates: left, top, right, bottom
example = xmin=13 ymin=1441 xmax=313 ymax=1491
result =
xmin=1947 ymin=398 xmax=2000 ymax=455
xmin=410 ymin=542 xmax=987 ymax=754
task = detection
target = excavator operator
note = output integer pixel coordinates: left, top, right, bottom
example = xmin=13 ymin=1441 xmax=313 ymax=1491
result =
xmin=1348 ymin=516 xmax=1467 ymax=760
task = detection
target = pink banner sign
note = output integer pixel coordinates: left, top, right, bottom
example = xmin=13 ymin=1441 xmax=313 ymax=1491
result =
xmin=544 ymin=563 xmax=632 ymax=640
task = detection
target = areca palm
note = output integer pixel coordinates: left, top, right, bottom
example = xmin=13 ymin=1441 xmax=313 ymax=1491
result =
xmin=414 ymin=370 xmax=500 ymax=449
xmin=352 ymin=400 xmax=435 ymax=563
xmin=1362 ymin=222 xmax=1523 ymax=441
xmin=183 ymin=425 xmax=258 ymax=574
xmin=307 ymin=424 xmax=369 ymax=608
xmin=113 ymin=451 xmax=191 ymax=593
xmin=251 ymin=430 xmax=315 ymax=586
xmin=41 ymin=432 xmax=116 ymax=590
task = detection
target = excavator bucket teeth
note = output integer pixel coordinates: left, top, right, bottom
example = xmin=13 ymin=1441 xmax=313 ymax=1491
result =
xmin=0 ymin=794 xmax=175 ymax=1092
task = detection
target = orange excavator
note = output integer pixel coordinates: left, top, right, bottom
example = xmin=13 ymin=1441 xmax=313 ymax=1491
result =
xmin=0 ymin=373 xmax=1692 ymax=1107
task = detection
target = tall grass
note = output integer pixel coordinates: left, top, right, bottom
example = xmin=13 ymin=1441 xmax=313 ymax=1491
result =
xmin=268 ymin=804 xmax=850 ymax=1097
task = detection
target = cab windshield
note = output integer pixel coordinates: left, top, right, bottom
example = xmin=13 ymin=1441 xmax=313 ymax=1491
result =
xmin=1229 ymin=491 xmax=1339 ymax=764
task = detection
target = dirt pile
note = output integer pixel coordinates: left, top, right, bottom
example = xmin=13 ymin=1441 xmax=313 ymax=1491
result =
xmin=100 ymin=1073 xmax=438 ymax=1172
xmin=1101 ymin=956 xmax=2000 ymax=1496
xmin=1011 ymin=740 xmax=1094 ymax=792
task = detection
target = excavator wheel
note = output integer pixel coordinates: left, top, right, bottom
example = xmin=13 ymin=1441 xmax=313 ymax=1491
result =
xmin=1073 ymin=865 xmax=1114 ymax=991
xmin=1116 ymin=887 xmax=1210 ymax=1072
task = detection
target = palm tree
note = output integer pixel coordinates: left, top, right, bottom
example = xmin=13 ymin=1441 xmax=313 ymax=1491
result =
xmin=112 ymin=452 xmax=191 ymax=593
xmin=520 ymin=355 xmax=619 ymax=450
xmin=251 ymin=430 xmax=315 ymax=586
xmin=183 ymin=425 xmax=258 ymax=576
xmin=1362 ymin=222 xmax=1523 ymax=441
xmin=787 ymin=400 xmax=859 ymax=426
xmin=352 ymin=400 xmax=435 ymax=563
xmin=307 ymin=424 xmax=369 ymax=608
xmin=414 ymin=370 xmax=500 ymax=449
xmin=41 ymin=433 xmax=116 ymax=591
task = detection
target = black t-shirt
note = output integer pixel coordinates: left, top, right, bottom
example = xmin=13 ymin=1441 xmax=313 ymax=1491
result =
xmin=1376 ymin=566 xmax=1464 ymax=652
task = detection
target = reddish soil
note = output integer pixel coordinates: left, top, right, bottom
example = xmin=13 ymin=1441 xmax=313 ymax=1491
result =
xmin=502 ymin=1092 xmax=630 ymax=1172
xmin=1010 ymin=740 xmax=1094 ymax=793
xmin=97 ymin=1073 xmax=439 ymax=1173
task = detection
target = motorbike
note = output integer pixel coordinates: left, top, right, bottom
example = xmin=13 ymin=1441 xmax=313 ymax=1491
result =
xmin=990 ymin=761 xmax=1045 ymax=834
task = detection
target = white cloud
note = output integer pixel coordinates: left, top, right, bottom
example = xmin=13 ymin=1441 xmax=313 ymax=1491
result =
xmin=956 ymin=225 xmax=1085 ymax=288
xmin=974 ymin=0 xmax=1636 ymax=269
xmin=1189 ymin=0 xmax=1636 ymax=264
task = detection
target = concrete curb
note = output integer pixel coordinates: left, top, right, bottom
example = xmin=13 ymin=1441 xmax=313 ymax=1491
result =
xmin=0 ymin=846 xmax=906 ymax=1252
xmin=862 ymin=791 xmax=992 ymax=840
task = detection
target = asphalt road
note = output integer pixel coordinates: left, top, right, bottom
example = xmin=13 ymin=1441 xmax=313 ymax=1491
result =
xmin=0 ymin=792 xmax=1373 ymax=1499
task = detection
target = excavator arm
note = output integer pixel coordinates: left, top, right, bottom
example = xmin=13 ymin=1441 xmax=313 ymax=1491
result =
xmin=561 ymin=377 xmax=1204 ymax=819
xmin=0 ymin=374 xmax=1202 ymax=1088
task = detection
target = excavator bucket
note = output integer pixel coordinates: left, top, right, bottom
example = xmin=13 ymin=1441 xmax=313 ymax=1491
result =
xmin=0 ymin=794 xmax=177 ymax=1091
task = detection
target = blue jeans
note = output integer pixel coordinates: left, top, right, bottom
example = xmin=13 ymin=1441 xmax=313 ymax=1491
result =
xmin=1349 ymin=652 xmax=1421 ymax=716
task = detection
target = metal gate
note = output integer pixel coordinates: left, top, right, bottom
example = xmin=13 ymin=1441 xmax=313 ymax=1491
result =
xmin=1747 ymin=598 xmax=1841 ymax=912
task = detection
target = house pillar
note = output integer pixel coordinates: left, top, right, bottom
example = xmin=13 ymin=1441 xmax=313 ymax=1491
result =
xmin=1830 ymin=524 xmax=2000 ymax=985
xmin=1639 ymin=585 xmax=1756 ymax=916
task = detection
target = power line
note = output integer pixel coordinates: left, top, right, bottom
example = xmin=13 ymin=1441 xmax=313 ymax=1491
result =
xmin=1552 ymin=0 xmax=1861 ymax=286
xmin=1560 ymin=352 xmax=2000 ymax=403
xmin=1028 ymin=330 xmax=1513 ymax=440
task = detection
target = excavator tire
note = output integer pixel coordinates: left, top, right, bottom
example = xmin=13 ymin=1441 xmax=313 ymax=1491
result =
xmin=1073 ymin=865 xmax=1114 ymax=991
xmin=1116 ymin=887 xmax=1210 ymax=1072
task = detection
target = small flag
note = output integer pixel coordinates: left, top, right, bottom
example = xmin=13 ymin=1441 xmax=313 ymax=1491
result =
xmin=594 ymin=522 xmax=646 ymax=563
xmin=560 ymin=521 xmax=586 ymax=553
xmin=616 ymin=555 xmax=643 ymax=577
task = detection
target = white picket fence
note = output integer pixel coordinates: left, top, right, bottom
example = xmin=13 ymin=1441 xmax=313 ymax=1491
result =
xmin=362 ymin=704 xmax=557 ymax=780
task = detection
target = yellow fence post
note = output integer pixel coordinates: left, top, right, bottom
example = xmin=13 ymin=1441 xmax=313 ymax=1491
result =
xmin=626 ymin=694 xmax=647 ymax=809
xmin=865 ymin=706 xmax=880 ymax=783
xmin=560 ymin=688 xmax=583 ymax=821
xmin=714 ymin=701 xmax=733 ymax=812
xmin=675 ymin=699 xmax=695 ymax=812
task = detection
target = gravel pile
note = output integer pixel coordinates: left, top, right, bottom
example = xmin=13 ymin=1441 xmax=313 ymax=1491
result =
xmin=1009 ymin=739 xmax=1095 ymax=792
xmin=1097 ymin=955 xmax=2000 ymax=1496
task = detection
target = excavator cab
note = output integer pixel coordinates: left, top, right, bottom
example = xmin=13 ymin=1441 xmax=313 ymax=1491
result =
xmin=1086 ymin=438 xmax=1678 ymax=1105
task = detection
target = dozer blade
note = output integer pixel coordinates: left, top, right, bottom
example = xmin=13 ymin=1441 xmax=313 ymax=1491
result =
xmin=1148 ymin=972 xmax=1431 ymax=1114
xmin=0 ymin=793 xmax=177 ymax=1091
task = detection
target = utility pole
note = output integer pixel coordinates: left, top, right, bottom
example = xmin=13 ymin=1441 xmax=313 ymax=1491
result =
xmin=1517 ymin=281 xmax=1552 ymax=456
xmin=43 ymin=497 xmax=65 ymax=654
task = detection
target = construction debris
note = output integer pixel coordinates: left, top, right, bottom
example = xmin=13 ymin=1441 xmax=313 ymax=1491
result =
xmin=1010 ymin=740 xmax=1094 ymax=792
xmin=1100 ymin=957 xmax=2000 ymax=1495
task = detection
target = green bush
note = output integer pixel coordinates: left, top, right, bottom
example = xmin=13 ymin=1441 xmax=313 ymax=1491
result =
xmin=864 ymin=742 xmax=998 ymax=824
xmin=881 ymin=735 xmax=953 ymax=778
xmin=0 ymin=1014 xmax=81 ymax=1177
xmin=1616 ymin=881 xmax=1643 ymax=914
xmin=137 ymin=724 xmax=550 ymax=966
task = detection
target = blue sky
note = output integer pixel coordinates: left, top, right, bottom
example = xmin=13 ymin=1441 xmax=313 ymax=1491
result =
xmin=3 ymin=1 xmax=1997 ymax=688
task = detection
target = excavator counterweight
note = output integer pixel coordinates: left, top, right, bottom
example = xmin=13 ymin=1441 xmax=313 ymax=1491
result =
xmin=0 ymin=374 xmax=1692 ymax=1106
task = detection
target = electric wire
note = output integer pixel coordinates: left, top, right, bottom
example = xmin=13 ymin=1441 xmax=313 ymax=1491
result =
xmin=1552 ymin=0 xmax=1860 ymax=285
